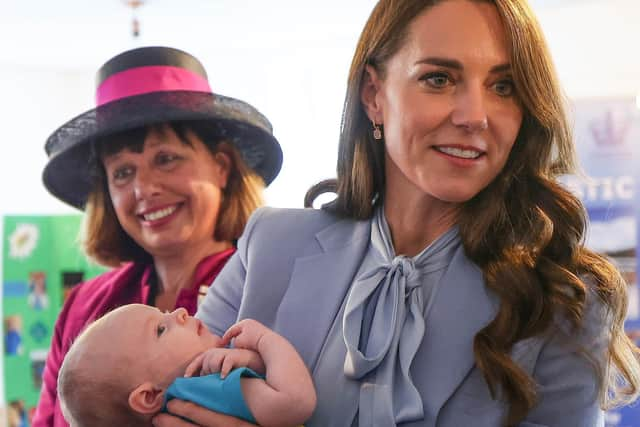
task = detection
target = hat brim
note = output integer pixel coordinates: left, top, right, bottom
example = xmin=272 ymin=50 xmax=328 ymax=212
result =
xmin=43 ymin=91 xmax=283 ymax=210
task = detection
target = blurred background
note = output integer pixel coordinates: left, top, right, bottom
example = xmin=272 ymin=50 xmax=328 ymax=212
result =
xmin=0 ymin=0 xmax=639 ymax=425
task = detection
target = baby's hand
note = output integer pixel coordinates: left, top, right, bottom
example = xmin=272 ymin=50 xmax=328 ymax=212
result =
xmin=221 ymin=319 xmax=271 ymax=352
xmin=184 ymin=347 xmax=265 ymax=379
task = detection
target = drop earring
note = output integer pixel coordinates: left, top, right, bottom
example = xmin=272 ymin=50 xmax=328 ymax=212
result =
xmin=372 ymin=121 xmax=383 ymax=140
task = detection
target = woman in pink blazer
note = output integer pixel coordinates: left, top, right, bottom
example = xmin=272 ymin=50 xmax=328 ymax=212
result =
xmin=33 ymin=46 xmax=282 ymax=427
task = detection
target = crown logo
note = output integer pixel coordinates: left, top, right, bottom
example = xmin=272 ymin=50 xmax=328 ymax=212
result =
xmin=589 ymin=110 xmax=630 ymax=147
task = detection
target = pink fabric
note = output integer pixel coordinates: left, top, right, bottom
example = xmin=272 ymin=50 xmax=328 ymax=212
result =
xmin=32 ymin=248 xmax=235 ymax=427
xmin=96 ymin=65 xmax=212 ymax=106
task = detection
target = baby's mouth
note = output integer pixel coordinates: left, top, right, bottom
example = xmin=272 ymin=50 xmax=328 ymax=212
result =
xmin=196 ymin=319 xmax=203 ymax=336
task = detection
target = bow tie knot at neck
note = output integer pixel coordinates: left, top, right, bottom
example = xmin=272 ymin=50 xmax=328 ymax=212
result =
xmin=340 ymin=208 xmax=461 ymax=425
xmin=391 ymin=256 xmax=414 ymax=276
xmin=342 ymin=254 xmax=424 ymax=380
xmin=342 ymin=250 xmax=428 ymax=423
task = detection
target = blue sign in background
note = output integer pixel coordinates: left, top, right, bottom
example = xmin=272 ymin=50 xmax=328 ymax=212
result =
xmin=564 ymin=98 xmax=640 ymax=426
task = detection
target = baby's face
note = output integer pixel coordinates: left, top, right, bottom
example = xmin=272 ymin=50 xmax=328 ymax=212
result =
xmin=103 ymin=304 xmax=222 ymax=382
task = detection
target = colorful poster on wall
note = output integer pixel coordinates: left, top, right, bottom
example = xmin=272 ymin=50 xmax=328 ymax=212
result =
xmin=561 ymin=97 xmax=639 ymax=427
xmin=2 ymin=215 xmax=105 ymax=426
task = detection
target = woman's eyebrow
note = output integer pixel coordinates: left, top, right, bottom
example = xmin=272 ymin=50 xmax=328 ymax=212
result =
xmin=489 ymin=63 xmax=512 ymax=74
xmin=415 ymin=57 xmax=463 ymax=69
xmin=414 ymin=57 xmax=512 ymax=74
xmin=102 ymin=152 xmax=123 ymax=165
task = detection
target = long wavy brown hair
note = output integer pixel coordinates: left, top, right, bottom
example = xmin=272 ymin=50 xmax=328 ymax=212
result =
xmin=307 ymin=0 xmax=640 ymax=424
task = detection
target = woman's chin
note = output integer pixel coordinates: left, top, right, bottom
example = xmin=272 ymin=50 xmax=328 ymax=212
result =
xmin=141 ymin=239 xmax=190 ymax=259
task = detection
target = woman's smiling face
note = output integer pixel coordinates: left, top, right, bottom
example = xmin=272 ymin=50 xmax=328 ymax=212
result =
xmin=363 ymin=0 xmax=523 ymax=205
xmin=102 ymin=124 xmax=230 ymax=259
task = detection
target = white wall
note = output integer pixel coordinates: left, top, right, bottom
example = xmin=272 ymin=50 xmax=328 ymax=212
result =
xmin=534 ymin=0 xmax=639 ymax=99
xmin=0 ymin=66 xmax=94 ymax=214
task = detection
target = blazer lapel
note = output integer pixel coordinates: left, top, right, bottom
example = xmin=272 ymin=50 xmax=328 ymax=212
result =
xmin=273 ymin=216 xmax=371 ymax=371
xmin=417 ymin=244 xmax=499 ymax=421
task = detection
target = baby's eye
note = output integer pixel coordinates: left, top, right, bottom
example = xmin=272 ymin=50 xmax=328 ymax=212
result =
xmin=156 ymin=325 xmax=166 ymax=337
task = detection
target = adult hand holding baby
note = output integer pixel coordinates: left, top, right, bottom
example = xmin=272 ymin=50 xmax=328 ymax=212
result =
xmin=153 ymin=401 xmax=258 ymax=427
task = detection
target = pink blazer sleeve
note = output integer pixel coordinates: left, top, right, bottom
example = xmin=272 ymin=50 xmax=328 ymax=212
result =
xmin=32 ymin=289 xmax=78 ymax=427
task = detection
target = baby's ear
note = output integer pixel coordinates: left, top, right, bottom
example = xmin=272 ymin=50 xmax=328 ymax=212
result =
xmin=128 ymin=382 xmax=165 ymax=415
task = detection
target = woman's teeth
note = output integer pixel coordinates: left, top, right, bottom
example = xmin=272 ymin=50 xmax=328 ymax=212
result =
xmin=143 ymin=206 xmax=177 ymax=221
xmin=436 ymin=146 xmax=481 ymax=159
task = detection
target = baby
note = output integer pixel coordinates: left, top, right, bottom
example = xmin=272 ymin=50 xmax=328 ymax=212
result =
xmin=57 ymin=304 xmax=316 ymax=427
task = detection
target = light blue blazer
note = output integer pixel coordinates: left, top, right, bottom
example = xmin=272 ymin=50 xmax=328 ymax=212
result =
xmin=197 ymin=207 xmax=607 ymax=427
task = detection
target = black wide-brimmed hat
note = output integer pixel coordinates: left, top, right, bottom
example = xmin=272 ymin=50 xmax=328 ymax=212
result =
xmin=43 ymin=46 xmax=283 ymax=210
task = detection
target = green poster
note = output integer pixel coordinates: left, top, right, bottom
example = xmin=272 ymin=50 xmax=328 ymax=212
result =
xmin=3 ymin=215 xmax=105 ymax=424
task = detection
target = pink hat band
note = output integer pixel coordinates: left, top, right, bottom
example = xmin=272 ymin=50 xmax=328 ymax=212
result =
xmin=96 ymin=65 xmax=213 ymax=106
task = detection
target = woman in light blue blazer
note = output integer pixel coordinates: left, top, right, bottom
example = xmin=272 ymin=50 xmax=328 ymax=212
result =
xmin=154 ymin=1 xmax=640 ymax=426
